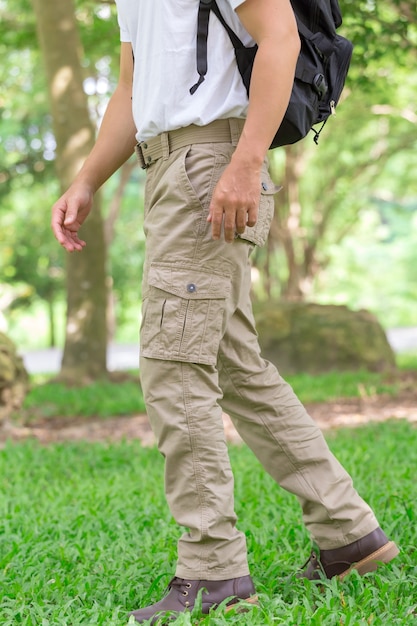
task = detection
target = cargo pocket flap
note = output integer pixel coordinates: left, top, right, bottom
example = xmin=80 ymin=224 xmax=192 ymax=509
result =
xmin=148 ymin=264 xmax=230 ymax=300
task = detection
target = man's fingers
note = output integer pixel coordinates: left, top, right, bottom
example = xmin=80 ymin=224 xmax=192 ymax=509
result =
xmin=235 ymin=207 xmax=249 ymax=234
xmin=208 ymin=203 xmax=258 ymax=242
xmin=223 ymin=210 xmax=237 ymax=243
xmin=209 ymin=206 xmax=238 ymax=243
xmin=63 ymin=193 xmax=89 ymax=227
xmin=51 ymin=203 xmax=68 ymax=241
xmin=246 ymin=204 xmax=258 ymax=228
xmin=207 ymin=205 xmax=223 ymax=240
xmin=53 ymin=227 xmax=85 ymax=252
xmin=51 ymin=198 xmax=86 ymax=251
xmin=63 ymin=206 xmax=79 ymax=227
xmin=59 ymin=231 xmax=86 ymax=253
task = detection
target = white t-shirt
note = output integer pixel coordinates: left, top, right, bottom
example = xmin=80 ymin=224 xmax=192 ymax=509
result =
xmin=115 ymin=0 xmax=254 ymax=141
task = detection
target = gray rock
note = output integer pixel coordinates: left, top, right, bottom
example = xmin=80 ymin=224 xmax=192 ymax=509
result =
xmin=254 ymin=302 xmax=396 ymax=375
xmin=0 ymin=332 xmax=29 ymax=425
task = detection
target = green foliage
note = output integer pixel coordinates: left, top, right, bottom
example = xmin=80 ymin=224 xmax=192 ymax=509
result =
xmin=340 ymin=0 xmax=417 ymax=89
xmin=397 ymin=352 xmax=417 ymax=371
xmin=17 ymin=366 xmax=406 ymax=423
xmin=314 ymin=207 xmax=417 ymax=328
xmin=21 ymin=376 xmax=146 ymax=420
xmin=103 ymin=169 xmax=147 ymax=319
xmin=0 ymin=420 xmax=416 ymax=624
xmin=286 ymin=369 xmax=399 ymax=403
xmin=0 ymin=0 xmax=132 ymax=345
xmin=0 ymin=185 xmax=64 ymax=295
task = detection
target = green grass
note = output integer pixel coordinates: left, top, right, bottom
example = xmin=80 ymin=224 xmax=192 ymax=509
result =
xmin=285 ymin=369 xmax=399 ymax=404
xmin=397 ymin=352 xmax=417 ymax=371
xmin=21 ymin=353 xmax=417 ymax=422
xmin=20 ymin=377 xmax=146 ymax=421
xmin=1 ymin=420 xmax=416 ymax=625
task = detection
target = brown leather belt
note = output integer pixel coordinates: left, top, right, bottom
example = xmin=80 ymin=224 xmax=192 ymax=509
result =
xmin=135 ymin=118 xmax=245 ymax=169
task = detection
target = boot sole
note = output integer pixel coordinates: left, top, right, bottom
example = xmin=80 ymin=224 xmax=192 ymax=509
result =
xmin=339 ymin=541 xmax=399 ymax=580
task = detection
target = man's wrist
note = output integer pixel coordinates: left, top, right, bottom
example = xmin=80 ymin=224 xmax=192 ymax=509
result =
xmin=231 ymin=142 xmax=264 ymax=172
xmin=73 ymin=171 xmax=100 ymax=196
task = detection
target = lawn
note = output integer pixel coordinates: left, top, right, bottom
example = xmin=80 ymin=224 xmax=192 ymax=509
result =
xmin=1 ymin=419 xmax=416 ymax=625
xmin=19 ymin=356 xmax=415 ymax=422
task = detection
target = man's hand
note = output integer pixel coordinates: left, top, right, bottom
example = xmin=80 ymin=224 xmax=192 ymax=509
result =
xmin=51 ymin=183 xmax=94 ymax=252
xmin=208 ymin=159 xmax=261 ymax=243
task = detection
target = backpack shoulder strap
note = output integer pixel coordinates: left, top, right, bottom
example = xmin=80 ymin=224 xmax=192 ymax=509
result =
xmin=190 ymin=0 xmax=245 ymax=95
xmin=189 ymin=0 xmax=335 ymax=97
xmin=190 ymin=0 xmax=211 ymax=94
xmin=210 ymin=0 xmax=245 ymax=49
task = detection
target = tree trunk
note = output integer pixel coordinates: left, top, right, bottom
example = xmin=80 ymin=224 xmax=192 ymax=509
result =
xmin=47 ymin=297 xmax=55 ymax=348
xmin=32 ymin=0 xmax=108 ymax=381
xmin=268 ymin=147 xmax=305 ymax=301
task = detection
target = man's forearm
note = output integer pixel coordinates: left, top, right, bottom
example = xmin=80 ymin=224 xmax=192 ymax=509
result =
xmin=236 ymin=34 xmax=300 ymax=165
xmin=208 ymin=0 xmax=300 ymax=242
xmin=74 ymin=82 xmax=138 ymax=194
xmin=234 ymin=0 xmax=300 ymax=167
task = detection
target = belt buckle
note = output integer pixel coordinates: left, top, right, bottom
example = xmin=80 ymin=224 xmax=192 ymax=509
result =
xmin=135 ymin=143 xmax=148 ymax=170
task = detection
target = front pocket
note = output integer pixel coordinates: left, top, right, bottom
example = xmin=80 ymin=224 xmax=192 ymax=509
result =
xmin=140 ymin=263 xmax=231 ymax=365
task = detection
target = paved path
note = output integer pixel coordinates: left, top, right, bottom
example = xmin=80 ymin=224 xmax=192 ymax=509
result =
xmin=20 ymin=328 xmax=417 ymax=375
xmin=21 ymin=343 xmax=140 ymax=375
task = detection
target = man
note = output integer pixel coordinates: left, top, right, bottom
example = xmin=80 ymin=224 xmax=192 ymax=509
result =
xmin=51 ymin=0 xmax=399 ymax=623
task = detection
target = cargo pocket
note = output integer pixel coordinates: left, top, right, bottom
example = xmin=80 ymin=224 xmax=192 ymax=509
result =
xmin=238 ymin=170 xmax=281 ymax=247
xmin=140 ymin=263 xmax=231 ymax=366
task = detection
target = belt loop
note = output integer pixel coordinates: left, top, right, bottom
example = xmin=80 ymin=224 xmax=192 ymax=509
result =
xmin=229 ymin=118 xmax=243 ymax=146
xmin=135 ymin=143 xmax=147 ymax=169
xmin=161 ymin=132 xmax=170 ymax=161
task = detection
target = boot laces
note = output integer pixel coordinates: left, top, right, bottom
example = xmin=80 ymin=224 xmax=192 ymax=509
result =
xmin=301 ymin=549 xmax=323 ymax=572
xmin=169 ymin=577 xmax=193 ymax=596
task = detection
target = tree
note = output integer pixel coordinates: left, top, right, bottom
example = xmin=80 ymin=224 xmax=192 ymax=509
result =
xmin=32 ymin=0 xmax=108 ymax=381
xmin=1 ymin=0 xmax=145 ymax=357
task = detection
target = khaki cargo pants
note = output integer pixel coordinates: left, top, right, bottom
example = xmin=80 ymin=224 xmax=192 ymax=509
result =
xmin=137 ymin=119 xmax=378 ymax=580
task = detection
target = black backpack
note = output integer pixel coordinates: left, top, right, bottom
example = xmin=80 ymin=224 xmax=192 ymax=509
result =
xmin=190 ymin=0 xmax=353 ymax=148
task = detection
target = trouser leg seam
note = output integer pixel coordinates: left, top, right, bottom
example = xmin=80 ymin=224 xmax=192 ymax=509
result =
xmin=180 ymin=362 xmax=209 ymax=570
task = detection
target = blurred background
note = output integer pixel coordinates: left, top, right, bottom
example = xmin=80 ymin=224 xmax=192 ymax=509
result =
xmin=0 ymin=0 xmax=416 ymax=382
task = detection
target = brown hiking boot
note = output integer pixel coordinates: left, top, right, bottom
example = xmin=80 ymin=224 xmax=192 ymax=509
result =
xmin=129 ymin=575 xmax=257 ymax=624
xmin=298 ymin=527 xmax=399 ymax=580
